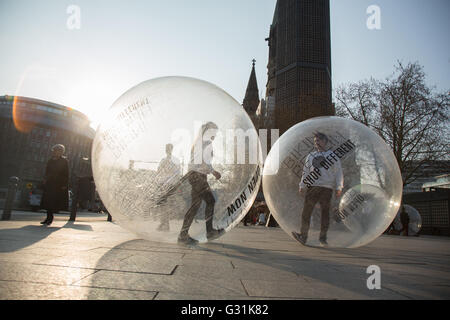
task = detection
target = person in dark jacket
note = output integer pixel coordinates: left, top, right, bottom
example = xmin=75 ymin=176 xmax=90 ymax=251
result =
xmin=400 ymin=205 xmax=410 ymax=236
xmin=40 ymin=144 xmax=69 ymax=225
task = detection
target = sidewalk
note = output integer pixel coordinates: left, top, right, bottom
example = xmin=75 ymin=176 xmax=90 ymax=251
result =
xmin=1 ymin=210 xmax=449 ymax=300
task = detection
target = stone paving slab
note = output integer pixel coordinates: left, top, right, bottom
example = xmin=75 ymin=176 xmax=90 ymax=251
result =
xmin=0 ymin=211 xmax=450 ymax=300
xmin=0 ymin=261 xmax=96 ymax=285
xmin=0 ymin=281 xmax=157 ymax=300
xmin=382 ymin=283 xmax=450 ymax=300
xmin=76 ymin=270 xmax=247 ymax=297
xmin=240 ymin=278 xmax=404 ymax=300
xmin=37 ymin=247 xmax=181 ymax=275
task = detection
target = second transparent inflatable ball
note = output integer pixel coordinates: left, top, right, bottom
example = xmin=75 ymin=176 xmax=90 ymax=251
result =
xmin=393 ymin=204 xmax=422 ymax=236
xmin=263 ymin=116 xmax=403 ymax=248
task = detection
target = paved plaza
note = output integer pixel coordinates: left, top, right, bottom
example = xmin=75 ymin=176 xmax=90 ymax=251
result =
xmin=0 ymin=211 xmax=449 ymax=300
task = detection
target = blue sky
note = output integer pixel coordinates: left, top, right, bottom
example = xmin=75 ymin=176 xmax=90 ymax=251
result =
xmin=0 ymin=0 xmax=448 ymax=127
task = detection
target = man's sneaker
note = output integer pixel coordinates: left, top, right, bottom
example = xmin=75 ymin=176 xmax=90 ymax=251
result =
xmin=292 ymin=232 xmax=307 ymax=245
xmin=206 ymin=228 xmax=224 ymax=240
xmin=319 ymin=239 xmax=328 ymax=247
xmin=177 ymin=236 xmax=198 ymax=246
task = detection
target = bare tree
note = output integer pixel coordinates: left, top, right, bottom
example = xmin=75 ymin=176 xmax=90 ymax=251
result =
xmin=336 ymin=61 xmax=450 ymax=186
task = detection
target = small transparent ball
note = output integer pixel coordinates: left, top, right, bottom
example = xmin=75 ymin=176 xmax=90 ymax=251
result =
xmin=263 ymin=116 xmax=403 ymax=248
xmin=393 ymin=204 xmax=422 ymax=236
xmin=92 ymin=77 xmax=261 ymax=243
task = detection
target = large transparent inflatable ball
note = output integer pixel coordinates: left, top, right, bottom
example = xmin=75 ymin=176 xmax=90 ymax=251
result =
xmin=393 ymin=204 xmax=422 ymax=236
xmin=92 ymin=77 xmax=262 ymax=244
xmin=263 ymin=116 xmax=403 ymax=248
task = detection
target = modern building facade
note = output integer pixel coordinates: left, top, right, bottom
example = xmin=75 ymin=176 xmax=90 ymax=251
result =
xmin=0 ymin=95 xmax=95 ymax=208
xmin=422 ymin=174 xmax=450 ymax=192
xmin=403 ymin=161 xmax=450 ymax=194
xmin=264 ymin=0 xmax=334 ymax=135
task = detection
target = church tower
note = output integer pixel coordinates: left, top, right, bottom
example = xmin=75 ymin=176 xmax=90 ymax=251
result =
xmin=243 ymin=59 xmax=260 ymax=123
xmin=266 ymin=0 xmax=334 ymax=135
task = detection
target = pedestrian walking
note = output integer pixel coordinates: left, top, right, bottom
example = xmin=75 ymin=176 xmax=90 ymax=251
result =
xmin=178 ymin=122 xmax=224 ymax=245
xmin=40 ymin=144 xmax=69 ymax=225
xmin=155 ymin=143 xmax=182 ymax=231
xmin=400 ymin=205 xmax=410 ymax=236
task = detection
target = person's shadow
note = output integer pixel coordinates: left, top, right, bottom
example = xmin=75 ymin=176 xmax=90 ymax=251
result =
xmin=0 ymin=222 xmax=93 ymax=253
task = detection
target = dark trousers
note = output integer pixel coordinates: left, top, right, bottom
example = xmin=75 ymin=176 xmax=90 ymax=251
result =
xmin=46 ymin=210 xmax=54 ymax=223
xmin=300 ymin=187 xmax=333 ymax=241
xmin=180 ymin=171 xmax=215 ymax=237
xmin=401 ymin=221 xmax=409 ymax=236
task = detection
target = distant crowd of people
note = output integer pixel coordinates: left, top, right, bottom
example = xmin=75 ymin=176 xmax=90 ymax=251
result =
xmin=243 ymin=201 xmax=270 ymax=226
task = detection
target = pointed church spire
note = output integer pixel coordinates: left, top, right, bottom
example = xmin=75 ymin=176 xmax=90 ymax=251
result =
xmin=243 ymin=59 xmax=260 ymax=114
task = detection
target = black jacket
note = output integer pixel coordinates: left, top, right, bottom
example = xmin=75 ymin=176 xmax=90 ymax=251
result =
xmin=40 ymin=157 xmax=69 ymax=211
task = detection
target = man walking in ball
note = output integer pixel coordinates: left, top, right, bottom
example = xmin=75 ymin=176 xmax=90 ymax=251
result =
xmin=293 ymin=132 xmax=343 ymax=247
